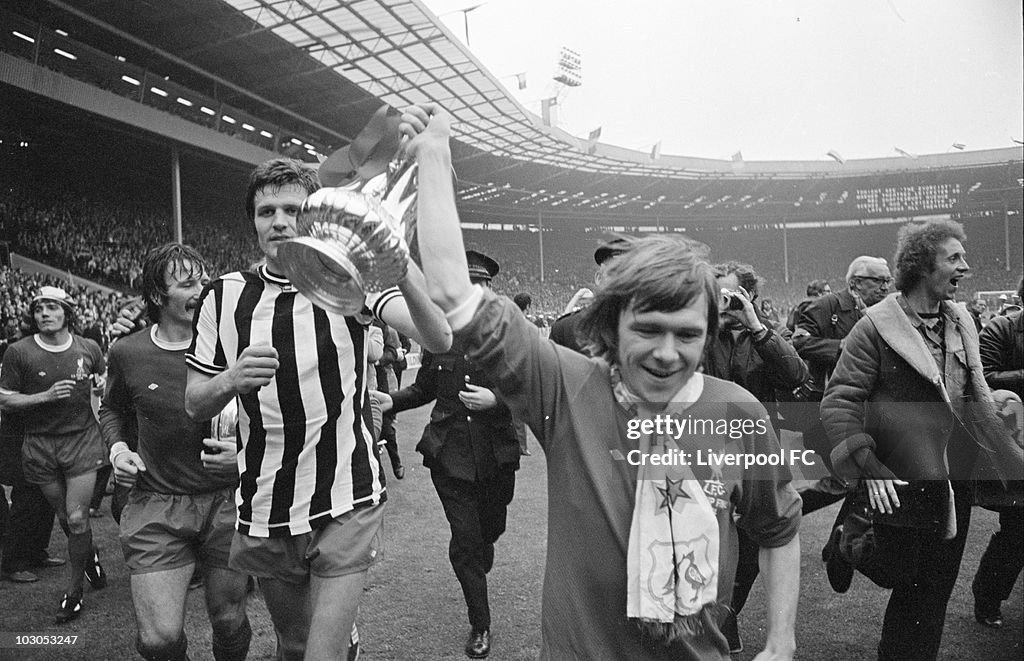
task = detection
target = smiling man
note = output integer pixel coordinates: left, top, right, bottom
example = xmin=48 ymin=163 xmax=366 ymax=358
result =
xmin=403 ymin=104 xmax=800 ymax=661
xmin=184 ymin=158 xmax=451 ymax=661
xmin=0 ymin=286 xmax=108 ymax=624
xmin=821 ymin=219 xmax=1024 ymax=661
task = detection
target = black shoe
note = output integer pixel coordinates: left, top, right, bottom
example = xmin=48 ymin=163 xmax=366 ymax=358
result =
xmin=465 ymin=629 xmax=490 ymax=659
xmin=84 ymin=549 xmax=107 ymax=590
xmin=394 ymin=464 xmax=405 ymax=480
xmin=720 ymin=610 xmax=743 ymax=654
xmin=974 ymin=601 xmax=1003 ymax=628
xmin=823 ymin=526 xmax=854 ymax=594
xmin=33 ymin=555 xmax=66 ymax=568
xmin=55 ymin=592 xmax=82 ymax=624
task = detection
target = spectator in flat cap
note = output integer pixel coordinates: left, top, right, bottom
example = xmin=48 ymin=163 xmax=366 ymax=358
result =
xmin=549 ymin=238 xmax=629 ymax=354
xmin=377 ymin=248 xmax=520 ymax=659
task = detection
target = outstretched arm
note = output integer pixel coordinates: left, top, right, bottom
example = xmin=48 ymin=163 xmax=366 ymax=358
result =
xmin=400 ymin=105 xmax=474 ymax=315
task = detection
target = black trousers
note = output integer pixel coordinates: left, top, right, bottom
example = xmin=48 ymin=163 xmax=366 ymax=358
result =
xmin=2 ymin=476 xmax=57 ymax=573
xmin=876 ymin=480 xmax=972 ymax=661
xmin=972 ymin=506 xmax=1024 ymax=607
xmin=431 ymin=468 xmax=516 ymax=632
xmin=731 ymin=480 xmax=846 ymax=614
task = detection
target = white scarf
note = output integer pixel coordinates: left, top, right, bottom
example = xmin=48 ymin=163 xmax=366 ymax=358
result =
xmin=615 ymin=370 xmax=726 ymax=642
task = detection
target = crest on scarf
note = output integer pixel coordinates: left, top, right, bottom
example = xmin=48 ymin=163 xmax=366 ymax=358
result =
xmin=645 ymin=534 xmax=716 ymax=613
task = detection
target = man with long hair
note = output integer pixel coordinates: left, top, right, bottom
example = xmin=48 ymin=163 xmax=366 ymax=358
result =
xmin=402 ymin=104 xmax=800 ymax=661
xmin=101 ymin=243 xmax=251 ymax=661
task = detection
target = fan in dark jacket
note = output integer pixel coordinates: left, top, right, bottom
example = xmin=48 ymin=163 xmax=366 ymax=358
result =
xmin=700 ymin=262 xmax=808 ymax=651
xmin=970 ymin=275 xmax=1024 ymax=629
xmin=821 ymin=220 xmax=1023 ymax=661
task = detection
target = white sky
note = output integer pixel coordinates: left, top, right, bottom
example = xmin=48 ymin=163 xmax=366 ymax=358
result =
xmin=423 ymin=0 xmax=1024 ymax=161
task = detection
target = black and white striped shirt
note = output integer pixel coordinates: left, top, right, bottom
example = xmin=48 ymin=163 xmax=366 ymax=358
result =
xmin=186 ymin=265 xmax=399 ymax=537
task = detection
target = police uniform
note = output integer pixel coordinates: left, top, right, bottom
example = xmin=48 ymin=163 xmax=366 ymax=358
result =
xmin=549 ymin=239 xmax=628 ymax=355
xmin=389 ymin=251 xmax=519 ymax=656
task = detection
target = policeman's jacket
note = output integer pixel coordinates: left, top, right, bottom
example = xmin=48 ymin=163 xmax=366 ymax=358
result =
xmin=389 ymin=338 xmax=520 ymax=481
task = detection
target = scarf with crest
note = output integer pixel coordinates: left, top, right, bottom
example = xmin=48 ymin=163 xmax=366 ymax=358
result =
xmin=612 ymin=368 xmax=729 ymax=644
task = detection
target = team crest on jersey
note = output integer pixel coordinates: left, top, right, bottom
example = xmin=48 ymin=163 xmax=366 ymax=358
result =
xmin=74 ymin=357 xmax=87 ymax=381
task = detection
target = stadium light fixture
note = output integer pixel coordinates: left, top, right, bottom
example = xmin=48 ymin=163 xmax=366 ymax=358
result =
xmin=55 ymin=29 xmax=69 ymax=36
xmin=222 ymin=115 xmax=236 ymax=124
xmin=176 ymin=97 xmax=193 ymax=107
xmin=290 ymin=138 xmax=303 ymax=145
xmin=121 ymin=75 xmax=140 ymax=86
xmin=260 ymin=130 xmax=273 ymax=138
xmin=242 ymin=123 xmax=255 ymax=131
xmin=200 ymin=106 xmax=216 ymax=116
xmin=150 ymin=86 xmax=168 ymax=97
xmin=12 ymin=31 xmax=35 ymax=44
xmin=53 ymin=48 xmax=77 ymax=61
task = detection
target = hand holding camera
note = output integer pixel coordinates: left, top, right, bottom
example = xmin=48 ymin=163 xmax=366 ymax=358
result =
xmin=720 ymin=286 xmax=763 ymax=332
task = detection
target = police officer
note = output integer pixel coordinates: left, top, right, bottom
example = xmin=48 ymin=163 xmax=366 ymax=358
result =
xmin=377 ymin=250 xmax=519 ymax=659
xmin=549 ymin=238 xmax=628 ymax=354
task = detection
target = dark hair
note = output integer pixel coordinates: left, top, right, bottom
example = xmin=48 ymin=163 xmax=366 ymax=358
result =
xmin=245 ymin=158 xmax=320 ymax=221
xmin=806 ymin=279 xmax=829 ymax=296
xmin=713 ymin=261 xmax=760 ymax=298
xmin=28 ymin=300 xmax=76 ymax=335
xmin=578 ymin=235 xmax=718 ymax=360
xmin=142 ymin=243 xmax=210 ymax=323
xmin=513 ymin=293 xmax=532 ymax=311
xmin=893 ymin=219 xmax=966 ymax=293
xmin=1017 ymin=275 xmax=1024 ymax=303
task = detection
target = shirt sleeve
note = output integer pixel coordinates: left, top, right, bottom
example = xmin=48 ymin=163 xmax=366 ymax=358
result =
xmin=458 ymin=289 xmax=581 ymax=448
xmin=734 ymin=400 xmax=802 ymax=548
xmin=0 ymin=343 xmax=24 ymax=394
xmin=186 ymin=281 xmax=226 ymax=376
xmin=367 ymin=287 xmax=403 ymax=325
xmin=98 ymin=343 xmax=130 ymax=452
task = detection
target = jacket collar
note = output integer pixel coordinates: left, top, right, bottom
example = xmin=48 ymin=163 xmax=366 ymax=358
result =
xmin=837 ymin=289 xmax=860 ymax=312
xmin=864 ymin=294 xmax=974 ymax=388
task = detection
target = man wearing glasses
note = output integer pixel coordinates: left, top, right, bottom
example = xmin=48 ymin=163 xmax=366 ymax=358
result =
xmin=792 ymin=255 xmax=892 ymax=591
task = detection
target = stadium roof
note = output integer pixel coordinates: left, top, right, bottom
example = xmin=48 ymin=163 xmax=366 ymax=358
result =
xmin=9 ymin=0 xmax=1024 ymax=222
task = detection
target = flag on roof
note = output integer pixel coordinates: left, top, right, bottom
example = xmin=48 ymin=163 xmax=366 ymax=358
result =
xmin=826 ymin=149 xmax=845 ymax=164
xmin=586 ymin=127 xmax=602 ymax=155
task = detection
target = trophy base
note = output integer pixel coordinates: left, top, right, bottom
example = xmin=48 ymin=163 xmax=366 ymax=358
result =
xmin=276 ymin=238 xmax=367 ymax=316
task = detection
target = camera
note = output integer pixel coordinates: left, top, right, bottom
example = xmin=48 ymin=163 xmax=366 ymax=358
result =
xmin=721 ymin=286 xmax=749 ymax=312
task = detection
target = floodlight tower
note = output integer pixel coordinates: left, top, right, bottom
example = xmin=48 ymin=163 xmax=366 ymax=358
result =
xmin=553 ymin=47 xmax=582 ymax=87
xmin=542 ymin=46 xmax=582 ymax=128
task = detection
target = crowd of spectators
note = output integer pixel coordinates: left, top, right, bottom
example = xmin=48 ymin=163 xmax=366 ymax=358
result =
xmin=1 ymin=184 xmax=1020 ymax=332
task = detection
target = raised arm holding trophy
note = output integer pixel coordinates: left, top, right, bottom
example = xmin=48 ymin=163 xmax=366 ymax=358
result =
xmin=277 ymin=104 xmax=421 ymax=315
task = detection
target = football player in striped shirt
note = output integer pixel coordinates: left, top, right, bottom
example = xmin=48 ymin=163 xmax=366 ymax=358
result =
xmin=184 ymin=158 xmax=451 ymax=661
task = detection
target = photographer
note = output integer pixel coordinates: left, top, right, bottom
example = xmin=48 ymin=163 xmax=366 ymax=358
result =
xmin=701 ymin=262 xmax=808 ymax=651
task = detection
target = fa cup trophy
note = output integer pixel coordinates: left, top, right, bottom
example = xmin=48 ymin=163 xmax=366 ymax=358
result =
xmin=276 ymin=105 xmax=418 ymax=315
xmin=209 ymin=397 xmax=238 ymax=455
